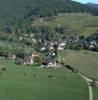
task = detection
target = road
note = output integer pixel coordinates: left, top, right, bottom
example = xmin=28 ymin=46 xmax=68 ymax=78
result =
xmin=78 ymin=73 xmax=93 ymax=100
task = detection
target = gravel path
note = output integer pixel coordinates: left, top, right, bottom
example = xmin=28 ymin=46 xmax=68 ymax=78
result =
xmin=78 ymin=73 xmax=93 ymax=100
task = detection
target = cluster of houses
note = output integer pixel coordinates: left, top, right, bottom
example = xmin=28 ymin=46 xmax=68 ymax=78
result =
xmin=41 ymin=41 xmax=66 ymax=51
xmin=7 ymin=31 xmax=98 ymax=67
xmin=8 ymin=52 xmax=39 ymax=65
xmin=41 ymin=51 xmax=57 ymax=68
xmin=8 ymin=51 xmax=58 ymax=68
xmin=19 ymin=33 xmax=37 ymax=45
xmin=19 ymin=31 xmax=98 ymax=51
xmin=7 ymin=45 xmax=59 ymax=67
xmin=40 ymin=41 xmax=67 ymax=67
xmin=40 ymin=38 xmax=98 ymax=51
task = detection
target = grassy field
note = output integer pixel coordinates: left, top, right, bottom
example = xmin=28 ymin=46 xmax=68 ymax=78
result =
xmin=0 ymin=58 xmax=88 ymax=100
xmin=93 ymin=88 xmax=98 ymax=100
xmin=59 ymin=50 xmax=98 ymax=80
xmin=33 ymin=13 xmax=98 ymax=37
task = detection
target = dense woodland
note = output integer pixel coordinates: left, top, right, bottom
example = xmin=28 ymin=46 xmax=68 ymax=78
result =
xmin=0 ymin=0 xmax=98 ymax=27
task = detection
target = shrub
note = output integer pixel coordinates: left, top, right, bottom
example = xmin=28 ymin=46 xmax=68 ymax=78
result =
xmin=24 ymin=73 xmax=26 ymax=76
xmin=48 ymin=75 xmax=53 ymax=78
xmin=1 ymin=67 xmax=6 ymax=71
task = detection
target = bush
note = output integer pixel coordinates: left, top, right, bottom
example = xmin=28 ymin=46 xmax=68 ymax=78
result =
xmin=24 ymin=73 xmax=26 ymax=76
xmin=1 ymin=67 xmax=6 ymax=71
xmin=48 ymin=75 xmax=53 ymax=78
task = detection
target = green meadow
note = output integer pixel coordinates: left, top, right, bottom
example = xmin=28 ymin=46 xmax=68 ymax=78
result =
xmin=93 ymin=88 xmax=98 ymax=100
xmin=0 ymin=58 xmax=88 ymax=100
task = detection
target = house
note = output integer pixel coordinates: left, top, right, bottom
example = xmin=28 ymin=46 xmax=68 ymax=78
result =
xmin=48 ymin=57 xmax=56 ymax=67
xmin=49 ymin=46 xmax=54 ymax=50
xmin=75 ymin=36 xmax=79 ymax=43
xmin=19 ymin=37 xmax=23 ymax=41
xmin=30 ymin=33 xmax=35 ymax=38
xmin=31 ymin=52 xmax=39 ymax=59
xmin=59 ymin=42 xmax=66 ymax=47
xmin=24 ymin=34 xmax=28 ymax=37
xmin=58 ymin=46 xmax=64 ymax=50
xmin=89 ymin=40 xmax=97 ymax=49
xmin=50 ymin=42 xmax=54 ymax=46
xmin=57 ymin=42 xmax=66 ymax=51
xmin=18 ymin=52 xmax=39 ymax=65
xmin=41 ymin=51 xmax=57 ymax=68
xmin=32 ymin=38 xmax=37 ymax=44
xmin=41 ymin=46 xmax=49 ymax=52
xmin=24 ymin=56 xmax=33 ymax=65
xmin=8 ymin=53 xmax=16 ymax=60
xmin=47 ymin=52 xmax=57 ymax=67
xmin=41 ymin=47 xmax=46 ymax=51
xmin=90 ymin=41 xmax=96 ymax=45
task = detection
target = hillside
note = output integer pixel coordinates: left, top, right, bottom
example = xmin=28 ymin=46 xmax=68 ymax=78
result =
xmin=86 ymin=3 xmax=98 ymax=8
xmin=0 ymin=13 xmax=98 ymax=56
xmin=0 ymin=0 xmax=98 ymax=59
xmin=32 ymin=13 xmax=98 ymax=37
xmin=0 ymin=0 xmax=98 ymax=32
xmin=0 ymin=0 xmax=97 ymax=18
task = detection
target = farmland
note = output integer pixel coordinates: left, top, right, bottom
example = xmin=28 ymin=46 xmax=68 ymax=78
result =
xmin=0 ymin=58 xmax=88 ymax=100
xmin=33 ymin=13 xmax=98 ymax=37
xmin=59 ymin=50 xmax=98 ymax=79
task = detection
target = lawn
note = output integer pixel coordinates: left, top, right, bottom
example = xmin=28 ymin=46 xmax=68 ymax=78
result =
xmin=59 ymin=50 xmax=98 ymax=80
xmin=0 ymin=58 xmax=88 ymax=100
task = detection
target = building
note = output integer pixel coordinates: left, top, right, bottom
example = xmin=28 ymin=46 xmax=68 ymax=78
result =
xmin=89 ymin=40 xmax=97 ymax=49
xmin=23 ymin=52 xmax=38 ymax=65
xmin=8 ymin=53 xmax=16 ymax=61
xmin=24 ymin=56 xmax=33 ymax=65
xmin=47 ymin=52 xmax=57 ymax=67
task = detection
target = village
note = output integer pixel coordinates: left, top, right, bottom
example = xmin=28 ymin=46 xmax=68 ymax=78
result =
xmin=6 ymin=31 xmax=98 ymax=68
